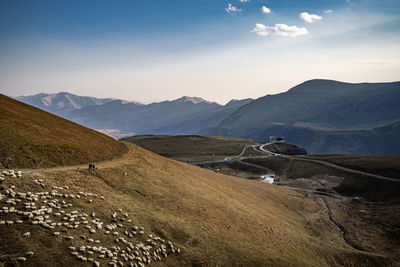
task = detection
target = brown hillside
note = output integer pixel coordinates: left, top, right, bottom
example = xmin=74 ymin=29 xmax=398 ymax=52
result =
xmin=0 ymin=94 xmax=127 ymax=168
xmin=124 ymin=135 xmax=260 ymax=162
xmin=0 ymin=143 xmax=394 ymax=266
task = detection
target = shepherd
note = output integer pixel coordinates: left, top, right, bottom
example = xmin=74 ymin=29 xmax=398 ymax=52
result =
xmin=88 ymin=163 xmax=94 ymax=171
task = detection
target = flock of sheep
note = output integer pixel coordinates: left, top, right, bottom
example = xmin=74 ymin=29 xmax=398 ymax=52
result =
xmin=0 ymin=170 xmax=181 ymax=266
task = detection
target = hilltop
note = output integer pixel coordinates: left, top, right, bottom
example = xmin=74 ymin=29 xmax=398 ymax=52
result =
xmin=262 ymin=142 xmax=307 ymax=155
xmin=0 ymin=94 xmax=127 ymax=168
xmin=124 ymin=135 xmax=308 ymax=163
xmin=123 ymin=135 xmax=261 ymax=162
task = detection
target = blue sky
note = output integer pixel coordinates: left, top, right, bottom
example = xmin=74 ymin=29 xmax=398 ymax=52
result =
xmin=1 ymin=0 xmax=399 ymax=103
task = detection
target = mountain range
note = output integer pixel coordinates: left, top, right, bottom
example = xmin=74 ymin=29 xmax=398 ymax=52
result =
xmin=15 ymin=92 xmax=119 ymax=116
xmin=15 ymin=92 xmax=253 ymax=137
xmin=200 ymin=80 xmax=400 ymax=154
xmin=15 ymin=79 xmax=400 ymax=154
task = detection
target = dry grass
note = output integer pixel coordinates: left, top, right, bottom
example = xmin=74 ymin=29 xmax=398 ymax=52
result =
xmin=0 ymin=143 xmax=393 ymax=266
xmin=0 ymin=94 xmax=127 ymax=168
xmin=123 ymin=135 xmax=260 ymax=162
xmin=303 ymin=155 xmax=400 ymax=179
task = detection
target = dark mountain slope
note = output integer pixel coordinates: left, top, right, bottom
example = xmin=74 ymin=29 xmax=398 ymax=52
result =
xmin=219 ymin=80 xmax=400 ymax=131
xmin=201 ymin=120 xmax=400 ymax=154
xmin=149 ymin=98 xmax=253 ymax=134
xmin=202 ymin=80 xmax=400 ymax=154
xmin=66 ymin=97 xmax=252 ymax=135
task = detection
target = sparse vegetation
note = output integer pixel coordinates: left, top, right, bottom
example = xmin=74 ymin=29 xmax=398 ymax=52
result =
xmin=1 ymin=101 xmax=398 ymax=266
xmin=0 ymin=94 xmax=127 ymax=168
xmin=302 ymin=155 xmax=400 ymax=179
xmin=0 ymin=143 xmax=392 ymax=266
xmin=245 ymin=157 xmax=400 ymax=202
xmin=124 ymin=135 xmax=260 ymax=162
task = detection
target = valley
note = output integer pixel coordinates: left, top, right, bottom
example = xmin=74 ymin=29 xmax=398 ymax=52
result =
xmin=126 ymin=135 xmax=400 ymax=263
xmin=1 ymin=96 xmax=397 ymax=266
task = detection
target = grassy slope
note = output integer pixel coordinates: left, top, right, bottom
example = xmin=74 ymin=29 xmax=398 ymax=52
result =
xmin=244 ymin=157 xmax=400 ymax=202
xmin=125 ymin=135 xmax=400 ymax=201
xmin=0 ymin=94 xmax=127 ymax=168
xmin=0 ymin=143 xmax=391 ymax=266
xmin=302 ymin=155 xmax=400 ymax=179
xmin=124 ymin=135 xmax=260 ymax=162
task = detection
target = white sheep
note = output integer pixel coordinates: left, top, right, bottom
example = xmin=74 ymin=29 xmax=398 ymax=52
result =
xmin=17 ymin=257 xmax=27 ymax=262
xmin=22 ymin=232 xmax=31 ymax=237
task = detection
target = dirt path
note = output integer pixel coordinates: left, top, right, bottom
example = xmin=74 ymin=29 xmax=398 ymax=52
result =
xmin=224 ymin=145 xmax=257 ymax=160
xmin=17 ymin=142 xmax=136 ymax=175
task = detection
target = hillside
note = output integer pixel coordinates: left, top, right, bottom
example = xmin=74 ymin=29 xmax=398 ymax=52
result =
xmin=0 ymin=143 xmax=393 ymax=266
xmin=125 ymin=135 xmax=400 ymax=258
xmin=201 ymin=121 xmax=400 ymax=154
xmin=201 ymin=80 xmax=400 ymax=154
xmin=0 ymin=102 xmax=396 ymax=266
xmin=147 ymin=99 xmax=254 ymax=135
xmin=0 ymin=94 xmax=127 ymax=168
xmin=124 ymin=135 xmax=261 ymax=162
xmin=219 ymin=80 xmax=400 ymax=130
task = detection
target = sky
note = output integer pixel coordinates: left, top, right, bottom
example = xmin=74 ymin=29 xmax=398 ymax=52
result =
xmin=0 ymin=0 xmax=399 ymax=104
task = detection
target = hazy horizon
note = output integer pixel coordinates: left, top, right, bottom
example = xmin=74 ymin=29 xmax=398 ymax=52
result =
xmin=7 ymin=78 xmax=400 ymax=106
xmin=1 ymin=0 xmax=400 ymax=104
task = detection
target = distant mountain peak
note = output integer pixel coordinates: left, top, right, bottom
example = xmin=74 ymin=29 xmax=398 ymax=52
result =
xmin=177 ymin=96 xmax=214 ymax=104
xmin=15 ymin=92 xmax=118 ymax=113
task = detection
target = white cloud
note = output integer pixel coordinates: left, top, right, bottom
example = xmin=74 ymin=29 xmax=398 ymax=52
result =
xmin=225 ymin=3 xmax=242 ymax=13
xmin=261 ymin=6 xmax=271 ymax=14
xmin=252 ymin=23 xmax=309 ymax=37
xmin=324 ymin=9 xmax=333 ymax=13
xmin=240 ymin=0 xmax=250 ymax=2
xmin=300 ymin=12 xmax=323 ymax=23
